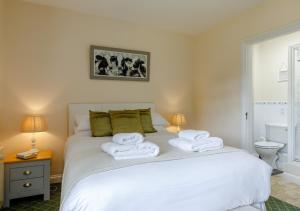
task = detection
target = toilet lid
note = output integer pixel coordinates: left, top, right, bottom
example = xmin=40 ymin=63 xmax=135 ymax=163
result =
xmin=254 ymin=141 xmax=284 ymax=148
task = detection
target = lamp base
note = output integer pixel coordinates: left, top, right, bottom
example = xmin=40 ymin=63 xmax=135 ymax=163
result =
xmin=31 ymin=133 xmax=39 ymax=154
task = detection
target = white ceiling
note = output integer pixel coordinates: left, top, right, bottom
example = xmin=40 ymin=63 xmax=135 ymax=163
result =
xmin=23 ymin=0 xmax=264 ymax=35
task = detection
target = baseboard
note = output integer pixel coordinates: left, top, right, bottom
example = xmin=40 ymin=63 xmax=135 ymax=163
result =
xmin=50 ymin=174 xmax=62 ymax=184
xmin=281 ymin=172 xmax=300 ymax=186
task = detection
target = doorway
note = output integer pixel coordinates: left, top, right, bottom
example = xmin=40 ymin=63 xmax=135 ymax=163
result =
xmin=242 ymin=23 xmax=300 ymax=165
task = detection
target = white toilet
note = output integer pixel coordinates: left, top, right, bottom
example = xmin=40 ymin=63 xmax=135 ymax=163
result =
xmin=254 ymin=123 xmax=287 ymax=169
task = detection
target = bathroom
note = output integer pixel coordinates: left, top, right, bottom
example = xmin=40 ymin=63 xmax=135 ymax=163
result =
xmin=252 ymin=30 xmax=300 ymax=183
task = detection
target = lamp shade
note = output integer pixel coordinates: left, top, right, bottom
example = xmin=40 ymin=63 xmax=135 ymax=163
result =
xmin=21 ymin=115 xmax=47 ymax=133
xmin=172 ymin=113 xmax=186 ymax=126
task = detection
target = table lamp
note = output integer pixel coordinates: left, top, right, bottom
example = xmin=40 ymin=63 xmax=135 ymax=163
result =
xmin=172 ymin=113 xmax=186 ymax=132
xmin=21 ymin=115 xmax=47 ymax=153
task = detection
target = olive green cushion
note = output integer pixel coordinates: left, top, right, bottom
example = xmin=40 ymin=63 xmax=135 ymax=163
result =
xmin=138 ymin=109 xmax=157 ymax=133
xmin=89 ymin=111 xmax=112 ymax=137
xmin=109 ymin=110 xmax=144 ymax=135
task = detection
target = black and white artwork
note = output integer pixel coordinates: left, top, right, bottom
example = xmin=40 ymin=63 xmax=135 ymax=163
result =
xmin=90 ymin=45 xmax=150 ymax=81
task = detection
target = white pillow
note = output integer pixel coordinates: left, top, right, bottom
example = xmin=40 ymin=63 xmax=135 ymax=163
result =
xmin=152 ymin=112 xmax=169 ymax=126
xmin=75 ymin=114 xmax=90 ymax=131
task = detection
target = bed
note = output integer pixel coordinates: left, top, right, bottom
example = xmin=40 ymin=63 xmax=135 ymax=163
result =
xmin=60 ymin=103 xmax=272 ymax=211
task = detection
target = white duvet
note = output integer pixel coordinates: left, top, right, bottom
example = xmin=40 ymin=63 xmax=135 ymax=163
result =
xmin=60 ymin=131 xmax=272 ymax=211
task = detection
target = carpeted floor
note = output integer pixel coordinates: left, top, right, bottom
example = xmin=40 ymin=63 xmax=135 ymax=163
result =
xmin=1 ymin=184 xmax=61 ymax=211
xmin=0 ymin=183 xmax=299 ymax=211
xmin=266 ymin=197 xmax=300 ymax=211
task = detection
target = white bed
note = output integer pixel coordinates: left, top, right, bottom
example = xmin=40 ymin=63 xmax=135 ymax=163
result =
xmin=60 ymin=103 xmax=272 ymax=211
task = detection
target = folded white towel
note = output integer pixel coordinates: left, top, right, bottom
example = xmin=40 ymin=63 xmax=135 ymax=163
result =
xmin=101 ymin=142 xmax=160 ymax=160
xmin=178 ymin=130 xmax=210 ymax=141
xmin=112 ymin=133 xmax=144 ymax=145
xmin=169 ymin=137 xmax=223 ymax=152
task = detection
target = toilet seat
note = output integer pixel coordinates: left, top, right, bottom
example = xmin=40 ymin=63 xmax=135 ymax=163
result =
xmin=254 ymin=141 xmax=284 ymax=149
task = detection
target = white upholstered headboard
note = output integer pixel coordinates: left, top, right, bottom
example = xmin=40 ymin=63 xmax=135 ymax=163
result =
xmin=68 ymin=103 xmax=155 ymax=135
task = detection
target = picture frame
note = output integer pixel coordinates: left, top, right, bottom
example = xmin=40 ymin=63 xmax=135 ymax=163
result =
xmin=90 ymin=45 xmax=150 ymax=81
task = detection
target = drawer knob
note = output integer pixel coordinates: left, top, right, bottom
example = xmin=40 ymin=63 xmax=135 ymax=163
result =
xmin=23 ymin=182 xmax=32 ymax=188
xmin=23 ymin=170 xmax=32 ymax=175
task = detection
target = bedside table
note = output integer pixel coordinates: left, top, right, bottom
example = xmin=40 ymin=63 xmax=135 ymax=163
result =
xmin=4 ymin=150 xmax=52 ymax=207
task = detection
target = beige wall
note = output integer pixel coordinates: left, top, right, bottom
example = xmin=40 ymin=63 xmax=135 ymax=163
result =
xmin=0 ymin=0 xmax=4 ymax=143
xmin=195 ymin=0 xmax=300 ymax=147
xmin=253 ymin=31 xmax=300 ymax=102
xmin=4 ymin=0 xmax=300 ymax=176
xmin=1 ymin=0 xmax=195 ymax=175
xmin=0 ymin=0 xmax=3 ymax=80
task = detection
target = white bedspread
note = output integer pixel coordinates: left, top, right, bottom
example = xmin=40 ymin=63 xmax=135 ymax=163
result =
xmin=60 ymin=131 xmax=271 ymax=211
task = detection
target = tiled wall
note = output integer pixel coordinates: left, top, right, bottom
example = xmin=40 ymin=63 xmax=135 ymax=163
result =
xmin=254 ymin=101 xmax=287 ymax=142
xmin=254 ymin=101 xmax=288 ymax=166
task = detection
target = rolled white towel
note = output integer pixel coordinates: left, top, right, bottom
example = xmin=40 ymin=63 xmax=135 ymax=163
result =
xmin=178 ymin=130 xmax=210 ymax=141
xmin=112 ymin=133 xmax=144 ymax=145
xmin=101 ymin=141 xmax=159 ymax=160
xmin=169 ymin=137 xmax=223 ymax=152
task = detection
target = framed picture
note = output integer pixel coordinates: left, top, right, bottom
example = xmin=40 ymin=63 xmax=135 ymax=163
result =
xmin=90 ymin=45 xmax=150 ymax=81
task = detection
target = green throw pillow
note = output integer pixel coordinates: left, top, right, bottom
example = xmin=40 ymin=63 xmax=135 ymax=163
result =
xmin=89 ymin=111 xmax=112 ymax=137
xmin=138 ymin=109 xmax=157 ymax=133
xmin=109 ymin=110 xmax=144 ymax=135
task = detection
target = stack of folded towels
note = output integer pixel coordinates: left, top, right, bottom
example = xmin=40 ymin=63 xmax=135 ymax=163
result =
xmin=169 ymin=130 xmax=223 ymax=152
xmin=101 ymin=133 xmax=160 ymax=160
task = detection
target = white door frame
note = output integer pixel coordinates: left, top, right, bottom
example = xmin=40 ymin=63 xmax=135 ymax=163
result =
xmin=241 ymin=21 xmax=300 ymax=160
xmin=288 ymin=44 xmax=300 ymax=162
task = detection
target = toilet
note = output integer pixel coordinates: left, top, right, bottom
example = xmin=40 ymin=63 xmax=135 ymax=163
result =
xmin=254 ymin=123 xmax=287 ymax=169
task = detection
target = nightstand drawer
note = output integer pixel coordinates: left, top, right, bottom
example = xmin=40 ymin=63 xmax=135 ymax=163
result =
xmin=10 ymin=177 xmax=43 ymax=194
xmin=10 ymin=165 xmax=44 ymax=181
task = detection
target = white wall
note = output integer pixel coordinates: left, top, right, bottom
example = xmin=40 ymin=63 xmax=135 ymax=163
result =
xmin=253 ymin=30 xmax=300 ymax=102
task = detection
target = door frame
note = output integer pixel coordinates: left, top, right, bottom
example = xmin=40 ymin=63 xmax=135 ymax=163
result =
xmin=288 ymin=44 xmax=300 ymax=161
xmin=241 ymin=21 xmax=300 ymax=160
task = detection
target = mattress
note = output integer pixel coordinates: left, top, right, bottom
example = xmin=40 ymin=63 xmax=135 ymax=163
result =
xmin=60 ymin=131 xmax=271 ymax=211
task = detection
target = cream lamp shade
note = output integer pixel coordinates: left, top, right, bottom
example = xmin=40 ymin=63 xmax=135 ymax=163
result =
xmin=21 ymin=115 xmax=47 ymax=152
xmin=172 ymin=113 xmax=186 ymax=132
xmin=21 ymin=115 xmax=47 ymax=133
